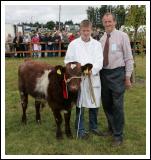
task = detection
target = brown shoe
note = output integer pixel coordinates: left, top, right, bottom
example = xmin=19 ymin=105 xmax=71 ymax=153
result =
xmin=90 ymin=129 xmax=106 ymax=136
xmin=78 ymin=132 xmax=89 ymax=140
xmin=111 ymin=138 xmax=123 ymax=147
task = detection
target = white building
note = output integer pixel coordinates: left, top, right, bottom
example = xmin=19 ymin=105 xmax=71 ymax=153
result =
xmin=5 ymin=23 xmax=16 ymax=39
xmin=5 ymin=23 xmax=24 ymax=39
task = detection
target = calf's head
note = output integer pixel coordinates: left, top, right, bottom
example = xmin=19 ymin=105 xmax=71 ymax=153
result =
xmin=65 ymin=62 xmax=93 ymax=93
xmin=65 ymin=62 xmax=82 ymax=93
xmin=49 ymin=62 xmax=93 ymax=98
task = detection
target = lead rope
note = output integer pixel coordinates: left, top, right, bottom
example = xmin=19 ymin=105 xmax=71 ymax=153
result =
xmin=65 ymin=76 xmax=82 ymax=83
xmin=63 ymin=74 xmax=83 ymax=139
xmin=64 ymin=74 xmax=82 ymax=99
xmin=76 ymin=76 xmax=85 ymax=139
xmin=88 ymin=75 xmax=97 ymax=106
xmin=76 ymin=103 xmax=82 ymax=139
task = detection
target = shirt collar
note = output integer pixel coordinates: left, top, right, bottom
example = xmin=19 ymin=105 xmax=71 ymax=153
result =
xmin=105 ymin=29 xmax=117 ymax=37
xmin=80 ymin=36 xmax=92 ymax=43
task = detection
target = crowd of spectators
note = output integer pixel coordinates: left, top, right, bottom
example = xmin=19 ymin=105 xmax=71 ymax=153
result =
xmin=5 ymin=29 xmax=102 ymax=58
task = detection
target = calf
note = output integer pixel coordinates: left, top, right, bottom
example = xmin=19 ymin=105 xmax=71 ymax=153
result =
xmin=18 ymin=59 xmax=92 ymax=139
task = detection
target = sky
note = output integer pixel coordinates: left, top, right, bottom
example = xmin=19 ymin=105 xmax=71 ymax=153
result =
xmin=5 ymin=5 xmax=94 ymax=24
xmin=4 ymin=1 xmax=149 ymax=25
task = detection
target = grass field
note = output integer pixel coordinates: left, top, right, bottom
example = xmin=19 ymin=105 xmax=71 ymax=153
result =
xmin=5 ymin=55 xmax=146 ymax=155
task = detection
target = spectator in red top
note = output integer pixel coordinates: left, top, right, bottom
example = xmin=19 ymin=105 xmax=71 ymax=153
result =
xmin=68 ymin=33 xmax=75 ymax=42
xmin=31 ymin=32 xmax=41 ymax=57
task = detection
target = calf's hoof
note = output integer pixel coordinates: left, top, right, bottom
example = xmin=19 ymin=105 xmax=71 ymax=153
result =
xmin=22 ymin=117 xmax=27 ymax=124
xmin=56 ymin=136 xmax=63 ymax=140
xmin=36 ymin=119 xmax=41 ymax=124
xmin=66 ymin=133 xmax=73 ymax=139
xmin=65 ymin=131 xmax=73 ymax=139
xmin=56 ymin=133 xmax=63 ymax=140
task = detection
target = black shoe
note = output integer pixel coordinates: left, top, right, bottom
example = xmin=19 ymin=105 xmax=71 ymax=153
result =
xmin=78 ymin=132 xmax=89 ymax=140
xmin=111 ymin=137 xmax=123 ymax=147
xmin=90 ymin=129 xmax=106 ymax=136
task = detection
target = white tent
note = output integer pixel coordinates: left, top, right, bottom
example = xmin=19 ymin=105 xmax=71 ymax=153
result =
xmin=120 ymin=25 xmax=146 ymax=33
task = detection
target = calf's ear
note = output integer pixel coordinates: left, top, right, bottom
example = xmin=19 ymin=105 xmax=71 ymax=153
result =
xmin=55 ymin=65 xmax=65 ymax=76
xmin=81 ymin=63 xmax=93 ymax=73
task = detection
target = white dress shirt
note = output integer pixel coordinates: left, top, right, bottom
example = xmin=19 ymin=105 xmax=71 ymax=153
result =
xmin=100 ymin=29 xmax=134 ymax=77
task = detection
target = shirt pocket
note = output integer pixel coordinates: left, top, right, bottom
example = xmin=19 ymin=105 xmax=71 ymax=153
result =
xmin=111 ymin=43 xmax=121 ymax=54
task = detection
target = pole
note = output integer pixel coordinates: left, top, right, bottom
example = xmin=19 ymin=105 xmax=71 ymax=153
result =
xmin=58 ymin=5 xmax=61 ymax=57
xmin=59 ymin=5 xmax=61 ymax=31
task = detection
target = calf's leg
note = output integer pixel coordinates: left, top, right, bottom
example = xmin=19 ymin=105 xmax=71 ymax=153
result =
xmin=20 ymin=92 xmax=28 ymax=124
xmin=35 ymin=100 xmax=41 ymax=123
xmin=64 ymin=110 xmax=73 ymax=138
xmin=53 ymin=110 xmax=63 ymax=139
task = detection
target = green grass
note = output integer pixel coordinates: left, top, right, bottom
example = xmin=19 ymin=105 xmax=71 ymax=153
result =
xmin=5 ymin=56 xmax=146 ymax=155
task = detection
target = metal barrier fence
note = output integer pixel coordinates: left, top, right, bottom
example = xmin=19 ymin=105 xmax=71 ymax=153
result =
xmin=5 ymin=41 xmax=146 ymax=57
xmin=5 ymin=41 xmax=68 ymax=57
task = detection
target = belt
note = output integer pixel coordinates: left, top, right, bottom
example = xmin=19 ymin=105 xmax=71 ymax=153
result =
xmin=102 ymin=66 xmax=125 ymax=73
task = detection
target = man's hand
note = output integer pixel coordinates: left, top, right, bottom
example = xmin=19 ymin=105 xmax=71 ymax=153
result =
xmin=125 ymin=77 xmax=132 ymax=89
xmin=88 ymin=70 xmax=92 ymax=75
xmin=83 ymin=69 xmax=92 ymax=75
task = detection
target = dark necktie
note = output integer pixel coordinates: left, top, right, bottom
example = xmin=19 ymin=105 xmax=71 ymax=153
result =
xmin=103 ymin=33 xmax=110 ymax=66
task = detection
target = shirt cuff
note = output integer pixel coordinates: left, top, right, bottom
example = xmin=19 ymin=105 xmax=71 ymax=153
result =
xmin=126 ymin=71 xmax=132 ymax=78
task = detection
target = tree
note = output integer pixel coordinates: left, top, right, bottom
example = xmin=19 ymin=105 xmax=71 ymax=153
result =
xmin=125 ymin=5 xmax=146 ymax=43
xmin=113 ymin=5 xmax=126 ymax=29
xmin=87 ymin=7 xmax=95 ymax=26
xmin=87 ymin=6 xmax=105 ymax=28
xmin=98 ymin=5 xmax=108 ymax=29
xmin=56 ymin=21 xmax=63 ymax=30
xmin=45 ymin=21 xmax=55 ymax=30
xmin=29 ymin=22 xmax=33 ymax=27
xmin=33 ymin=21 xmax=41 ymax=28
xmin=87 ymin=5 xmax=118 ymax=30
xmin=125 ymin=5 xmax=146 ymax=82
xmin=64 ymin=20 xmax=73 ymax=25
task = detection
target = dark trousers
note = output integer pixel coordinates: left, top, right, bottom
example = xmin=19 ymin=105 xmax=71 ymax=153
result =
xmin=47 ymin=45 xmax=53 ymax=57
xmin=75 ymin=107 xmax=99 ymax=136
xmin=100 ymin=67 xmax=125 ymax=140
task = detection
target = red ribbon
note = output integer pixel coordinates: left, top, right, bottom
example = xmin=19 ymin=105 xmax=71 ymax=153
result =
xmin=62 ymin=76 xmax=68 ymax=99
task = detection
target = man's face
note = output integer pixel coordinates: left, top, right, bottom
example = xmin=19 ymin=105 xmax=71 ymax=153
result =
xmin=102 ymin=15 xmax=116 ymax=33
xmin=80 ymin=26 xmax=92 ymax=42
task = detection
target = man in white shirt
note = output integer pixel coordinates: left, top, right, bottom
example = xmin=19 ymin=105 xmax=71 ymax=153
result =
xmin=64 ymin=20 xmax=104 ymax=139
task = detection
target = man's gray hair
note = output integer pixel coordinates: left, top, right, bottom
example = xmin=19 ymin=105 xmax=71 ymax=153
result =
xmin=102 ymin=12 xmax=116 ymax=21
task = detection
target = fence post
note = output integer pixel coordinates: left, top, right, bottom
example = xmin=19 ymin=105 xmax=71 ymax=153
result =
xmin=29 ymin=42 xmax=32 ymax=57
xmin=59 ymin=41 xmax=61 ymax=57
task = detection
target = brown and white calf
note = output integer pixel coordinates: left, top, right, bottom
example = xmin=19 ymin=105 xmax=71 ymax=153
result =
xmin=18 ymin=59 xmax=92 ymax=139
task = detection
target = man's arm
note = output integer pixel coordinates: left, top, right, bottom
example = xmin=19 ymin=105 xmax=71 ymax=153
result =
xmin=122 ymin=33 xmax=134 ymax=89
